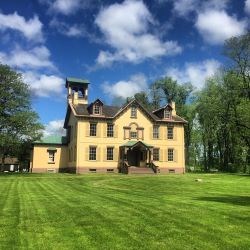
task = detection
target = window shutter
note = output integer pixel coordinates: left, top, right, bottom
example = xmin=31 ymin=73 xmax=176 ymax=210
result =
xmin=103 ymin=147 xmax=107 ymax=161
xmin=173 ymin=126 xmax=177 ymax=141
xmin=114 ymin=147 xmax=118 ymax=161
xmin=85 ymin=147 xmax=89 ymax=161
xmin=97 ymin=147 xmax=101 ymax=161
xmin=160 ymin=149 xmax=164 ymax=162
xmin=103 ymin=123 xmax=107 ymax=137
xmin=96 ymin=123 xmax=101 ymax=137
xmin=174 ymin=149 xmax=178 ymax=162
xmin=114 ymin=125 xmax=118 ymax=138
xmin=159 ymin=126 xmax=164 ymax=140
xmin=85 ymin=124 xmax=89 ymax=137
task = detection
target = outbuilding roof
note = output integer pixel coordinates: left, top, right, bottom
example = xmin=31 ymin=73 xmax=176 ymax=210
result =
xmin=34 ymin=136 xmax=67 ymax=145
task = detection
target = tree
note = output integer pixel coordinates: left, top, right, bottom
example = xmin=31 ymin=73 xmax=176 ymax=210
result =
xmin=0 ymin=64 xmax=43 ymax=171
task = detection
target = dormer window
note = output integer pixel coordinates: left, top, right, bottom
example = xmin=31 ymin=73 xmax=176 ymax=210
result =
xmin=164 ymin=109 xmax=171 ymax=119
xmin=93 ymin=104 xmax=100 ymax=115
xmin=131 ymin=106 xmax=137 ymax=118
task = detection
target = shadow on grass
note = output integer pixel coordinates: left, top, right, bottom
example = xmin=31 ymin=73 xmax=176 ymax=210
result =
xmin=196 ymin=196 xmax=250 ymax=206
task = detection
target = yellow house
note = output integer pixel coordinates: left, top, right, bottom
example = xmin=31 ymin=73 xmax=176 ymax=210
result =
xmin=30 ymin=77 xmax=187 ymax=174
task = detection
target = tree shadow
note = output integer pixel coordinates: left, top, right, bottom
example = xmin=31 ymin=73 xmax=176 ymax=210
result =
xmin=196 ymin=196 xmax=250 ymax=206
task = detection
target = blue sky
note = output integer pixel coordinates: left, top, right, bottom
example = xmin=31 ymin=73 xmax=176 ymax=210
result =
xmin=0 ymin=0 xmax=249 ymax=135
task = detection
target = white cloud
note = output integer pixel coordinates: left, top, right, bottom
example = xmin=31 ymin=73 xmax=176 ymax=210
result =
xmin=0 ymin=46 xmax=55 ymax=70
xmin=245 ymin=0 xmax=250 ymax=15
xmin=195 ymin=10 xmax=247 ymax=44
xmin=167 ymin=0 xmax=229 ymax=17
xmin=95 ymin=0 xmax=182 ymax=66
xmin=23 ymin=71 xmax=64 ymax=97
xmin=165 ymin=59 xmax=221 ymax=88
xmin=0 ymin=12 xmax=43 ymax=42
xmin=102 ymin=74 xmax=148 ymax=99
xmin=40 ymin=0 xmax=93 ymax=15
xmin=49 ymin=18 xmax=85 ymax=37
xmin=43 ymin=119 xmax=66 ymax=137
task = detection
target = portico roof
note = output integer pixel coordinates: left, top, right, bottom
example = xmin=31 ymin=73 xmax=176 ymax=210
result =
xmin=121 ymin=141 xmax=153 ymax=148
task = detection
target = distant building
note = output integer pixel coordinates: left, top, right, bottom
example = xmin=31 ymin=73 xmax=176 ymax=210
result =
xmin=30 ymin=77 xmax=187 ymax=174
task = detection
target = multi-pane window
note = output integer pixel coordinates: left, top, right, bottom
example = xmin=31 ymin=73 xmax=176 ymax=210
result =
xmin=153 ymin=148 xmax=159 ymax=161
xmin=168 ymin=149 xmax=174 ymax=161
xmin=131 ymin=106 xmax=137 ymax=118
xmin=89 ymin=146 xmax=96 ymax=160
xmin=153 ymin=125 xmax=159 ymax=139
xmin=164 ymin=109 xmax=171 ymax=119
xmin=90 ymin=123 xmax=97 ymax=136
xmin=107 ymin=147 xmax=114 ymax=160
xmin=93 ymin=105 xmax=100 ymax=114
xmin=167 ymin=127 xmax=174 ymax=139
xmin=130 ymin=131 xmax=137 ymax=139
xmin=107 ymin=124 xmax=114 ymax=137
xmin=48 ymin=151 xmax=55 ymax=163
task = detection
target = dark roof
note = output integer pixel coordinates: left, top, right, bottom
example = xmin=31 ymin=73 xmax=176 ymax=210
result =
xmin=64 ymin=99 xmax=187 ymax=127
xmin=74 ymin=104 xmax=120 ymax=117
xmin=65 ymin=77 xmax=90 ymax=88
xmin=34 ymin=136 xmax=67 ymax=145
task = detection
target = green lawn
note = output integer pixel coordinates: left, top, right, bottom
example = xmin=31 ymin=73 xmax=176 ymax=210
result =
xmin=0 ymin=173 xmax=249 ymax=250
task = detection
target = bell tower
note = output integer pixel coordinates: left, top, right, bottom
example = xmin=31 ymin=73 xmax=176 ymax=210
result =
xmin=65 ymin=77 xmax=90 ymax=105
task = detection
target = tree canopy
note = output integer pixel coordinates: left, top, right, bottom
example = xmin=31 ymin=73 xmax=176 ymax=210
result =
xmin=0 ymin=64 xmax=43 ymax=170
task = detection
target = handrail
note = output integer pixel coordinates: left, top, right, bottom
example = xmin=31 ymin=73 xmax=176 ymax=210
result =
xmin=149 ymin=162 xmax=159 ymax=173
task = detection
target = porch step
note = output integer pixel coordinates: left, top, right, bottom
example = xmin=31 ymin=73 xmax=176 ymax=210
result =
xmin=128 ymin=167 xmax=155 ymax=174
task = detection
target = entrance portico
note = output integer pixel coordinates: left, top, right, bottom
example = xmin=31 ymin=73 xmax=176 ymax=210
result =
xmin=119 ymin=141 xmax=153 ymax=168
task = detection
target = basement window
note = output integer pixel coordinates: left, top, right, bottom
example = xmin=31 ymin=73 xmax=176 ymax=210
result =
xmin=107 ymin=169 xmax=114 ymax=173
xmin=89 ymin=169 xmax=96 ymax=173
xmin=168 ymin=169 xmax=175 ymax=173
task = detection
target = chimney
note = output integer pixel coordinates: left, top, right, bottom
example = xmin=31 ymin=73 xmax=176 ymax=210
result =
xmin=170 ymin=101 xmax=176 ymax=116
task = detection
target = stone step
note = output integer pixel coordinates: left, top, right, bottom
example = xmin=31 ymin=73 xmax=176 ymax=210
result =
xmin=128 ymin=167 xmax=155 ymax=174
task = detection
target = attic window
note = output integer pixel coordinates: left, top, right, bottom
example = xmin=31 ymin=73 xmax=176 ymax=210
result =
xmin=93 ymin=104 xmax=100 ymax=115
xmin=131 ymin=106 xmax=137 ymax=118
xmin=164 ymin=109 xmax=171 ymax=119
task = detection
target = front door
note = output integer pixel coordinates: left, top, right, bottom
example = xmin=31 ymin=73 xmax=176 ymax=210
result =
xmin=127 ymin=148 xmax=140 ymax=166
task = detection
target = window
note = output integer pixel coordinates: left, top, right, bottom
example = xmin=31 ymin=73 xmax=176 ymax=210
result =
xmin=131 ymin=106 xmax=137 ymax=118
xmin=48 ymin=151 xmax=55 ymax=163
xmin=130 ymin=131 xmax=137 ymax=139
xmin=167 ymin=127 xmax=174 ymax=139
xmin=153 ymin=125 xmax=159 ymax=139
xmin=89 ymin=146 xmax=96 ymax=160
xmin=168 ymin=149 xmax=174 ymax=161
xmin=107 ymin=124 xmax=114 ymax=137
xmin=107 ymin=147 xmax=114 ymax=160
xmin=90 ymin=123 xmax=97 ymax=136
xmin=153 ymin=148 xmax=159 ymax=161
xmin=164 ymin=109 xmax=171 ymax=119
xmin=93 ymin=104 xmax=100 ymax=114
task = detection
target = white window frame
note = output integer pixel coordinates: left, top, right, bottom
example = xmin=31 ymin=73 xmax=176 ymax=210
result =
xmin=93 ymin=104 xmax=100 ymax=115
xmin=153 ymin=148 xmax=159 ymax=161
xmin=168 ymin=149 xmax=174 ymax=162
xmin=164 ymin=109 xmax=171 ymax=119
xmin=48 ymin=151 xmax=55 ymax=163
xmin=89 ymin=146 xmax=97 ymax=161
xmin=107 ymin=124 xmax=114 ymax=137
xmin=167 ymin=127 xmax=174 ymax=139
xmin=90 ymin=123 xmax=97 ymax=136
xmin=153 ymin=125 xmax=159 ymax=139
xmin=107 ymin=147 xmax=114 ymax=160
xmin=131 ymin=106 xmax=137 ymax=118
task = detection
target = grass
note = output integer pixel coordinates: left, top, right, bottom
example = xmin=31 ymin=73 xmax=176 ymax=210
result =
xmin=0 ymin=173 xmax=249 ymax=250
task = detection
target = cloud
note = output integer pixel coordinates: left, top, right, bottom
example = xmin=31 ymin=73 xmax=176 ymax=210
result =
xmin=245 ymin=0 xmax=250 ymax=15
xmin=0 ymin=46 xmax=55 ymax=70
xmin=102 ymin=74 xmax=148 ymax=99
xmin=49 ymin=18 xmax=87 ymax=37
xmin=195 ymin=10 xmax=247 ymax=44
xmin=0 ymin=12 xmax=43 ymax=42
xmin=43 ymin=119 xmax=66 ymax=137
xmin=165 ymin=0 xmax=229 ymax=18
xmin=165 ymin=59 xmax=221 ymax=88
xmin=95 ymin=0 xmax=182 ymax=66
xmin=40 ymin=0 xmax=93 ymax=15
xmin=22 ymin=71 xmax=64 ymax=97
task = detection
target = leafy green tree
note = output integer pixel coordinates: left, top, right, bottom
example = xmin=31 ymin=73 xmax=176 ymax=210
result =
xmin=0 ymin=64 xmax=43 ymax=171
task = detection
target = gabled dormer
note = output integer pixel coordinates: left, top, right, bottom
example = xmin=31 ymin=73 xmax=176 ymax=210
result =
xmin=152 ymin=101 xmax=176 ymax=120
xmin=88 ymin=99 xmax=104 ymax=116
